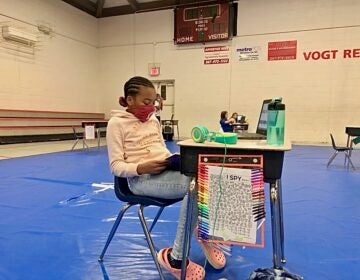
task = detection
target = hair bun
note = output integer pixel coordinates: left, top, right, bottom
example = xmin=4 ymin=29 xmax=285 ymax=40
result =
xmin=119 ymin=96 xmax=128 ymax=107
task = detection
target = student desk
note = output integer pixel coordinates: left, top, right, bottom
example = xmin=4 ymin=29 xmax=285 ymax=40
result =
xmin=178 ymin=138 xmax=302 ymax=280
xmin=81 ymin=121 xmax=108 ymax=148
xmin=346 ymin=125 xmax=360 ymax=148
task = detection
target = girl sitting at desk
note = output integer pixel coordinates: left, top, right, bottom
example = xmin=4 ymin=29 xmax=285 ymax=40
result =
xmin=220 ymin=111 xmax=234 ymax=132
xmin=107 ymin=76 xmax=226 ymax=280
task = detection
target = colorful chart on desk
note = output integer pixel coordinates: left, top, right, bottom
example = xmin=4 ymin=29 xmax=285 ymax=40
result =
xmin=197 ymin=154 xmax=265 ymax=247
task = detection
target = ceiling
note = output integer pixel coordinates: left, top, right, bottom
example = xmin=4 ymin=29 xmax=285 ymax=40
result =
xmin=62 ymin=0 xmax=222 ymax=18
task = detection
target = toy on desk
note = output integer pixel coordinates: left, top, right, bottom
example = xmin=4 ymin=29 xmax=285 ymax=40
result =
xmin=191 ymin=125 xmax=237 ymax=144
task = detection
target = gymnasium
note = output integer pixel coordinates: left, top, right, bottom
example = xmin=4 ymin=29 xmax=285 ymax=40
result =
xmin=0 ymin=1 xmax=359 ymax=279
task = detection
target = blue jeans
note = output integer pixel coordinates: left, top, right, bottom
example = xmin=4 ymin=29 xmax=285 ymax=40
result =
xmin=128 ymin=170 xmax=197 ymax=260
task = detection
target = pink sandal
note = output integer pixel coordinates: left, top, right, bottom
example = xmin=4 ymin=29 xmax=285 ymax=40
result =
xmin=199 ymin=241 xmax=226 ymax=270
xmin=157 ymin=247 xmax=205 ymax=280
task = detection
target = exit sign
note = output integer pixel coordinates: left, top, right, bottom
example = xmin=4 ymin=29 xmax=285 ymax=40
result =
xmin=149 ymin=66 xmax=160 ymax=76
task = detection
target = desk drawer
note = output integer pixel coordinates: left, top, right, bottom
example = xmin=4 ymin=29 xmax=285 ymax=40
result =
xmin=180 ymin=146 xmax=285 ymax=183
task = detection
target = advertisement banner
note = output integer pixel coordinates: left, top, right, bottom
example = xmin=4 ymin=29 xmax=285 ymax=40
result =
xmin=236 ymin=46 xmax=261 ymax=61
xmin=204 ymin=45 xmax=230 ymax=65
xmin=268 ymin=40 xmax=297 ymax=61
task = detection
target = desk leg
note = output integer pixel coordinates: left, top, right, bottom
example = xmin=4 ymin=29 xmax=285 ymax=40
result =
xmin=348 ymin=138 xmax=353 ymax=169
xmin=97 ymin=128 xmax=101 ymax=148
xmin=249 ymin=179 xmax=303 ymax=280
xmin=270 ymin=180 xmax=283 ymax=269
xmin=277 ymin=180 xmax=286 ymax=264
xmin=345 ymin=135 xmax=351 ymax=167
xmin=181 ymin=177 xmax=196 ymax=280
xmin=345 ymin=135 xmax=356 ymax=170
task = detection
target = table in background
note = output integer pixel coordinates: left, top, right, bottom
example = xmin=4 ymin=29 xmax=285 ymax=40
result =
xmin=232 ymin=122 xmax=249 ymax=133
xmin=178 ymin=138 xmax=302 ymax=280
xmin=346 ymin=125 xmax=360 ymax=148
xmin=81 ymin=121 xmax=108 ymax=148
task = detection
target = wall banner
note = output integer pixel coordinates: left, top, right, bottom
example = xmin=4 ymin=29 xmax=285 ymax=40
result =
xmin=268 ymin=40 xmax=297 ymax=61
xmin=204 ymin=45 xmax=230 ymax=65
xmin=303 ymin=48 xmax=360 ymax=60
xmin=236 ymin=46 xmax=261 ymax=61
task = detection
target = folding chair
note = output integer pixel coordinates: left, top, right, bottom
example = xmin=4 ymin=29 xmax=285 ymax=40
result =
xmin=327 ymin=133 xmax=355 ymax=170
xmin=70 ymin=127 xmax=88 ymax=151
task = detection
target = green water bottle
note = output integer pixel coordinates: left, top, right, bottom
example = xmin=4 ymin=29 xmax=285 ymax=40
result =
xmin=267 ymin=98 xmax=285 ymax=146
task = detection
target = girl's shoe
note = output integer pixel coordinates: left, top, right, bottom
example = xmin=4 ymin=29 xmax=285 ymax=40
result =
xmin=157 ymin=247 xmax=205 ymax=280
xmin=199 ymin=241 xmax=226 ymax=270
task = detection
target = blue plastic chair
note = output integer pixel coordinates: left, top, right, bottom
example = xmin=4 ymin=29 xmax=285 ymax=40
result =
xmin=98 ymin=176 xmax=182 ymax=279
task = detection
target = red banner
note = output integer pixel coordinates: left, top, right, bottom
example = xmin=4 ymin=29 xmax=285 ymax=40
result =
xmin=203 ymin=45 xmax=230 ymax=65
xmin=268 ymin=40 xmax=297 ymax=61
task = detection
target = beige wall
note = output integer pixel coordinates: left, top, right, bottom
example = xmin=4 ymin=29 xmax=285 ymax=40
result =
xmin=0 ymin=0 xmax=359 ymax=145
xmin=99 ymin=0 xmax=360 ymax=145
xmin=0 ymin=0 xmax=100 ymax=112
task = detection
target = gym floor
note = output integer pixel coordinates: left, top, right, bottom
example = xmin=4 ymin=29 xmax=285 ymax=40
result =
xmin=0 ymin=140 xmax=359 ymax=280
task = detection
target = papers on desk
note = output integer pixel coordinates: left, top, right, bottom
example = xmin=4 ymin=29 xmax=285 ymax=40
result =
xmin=197 ymin=155 xmax=265 ymax=247
xmin=85 ymin=125 xmax=95 ymax=140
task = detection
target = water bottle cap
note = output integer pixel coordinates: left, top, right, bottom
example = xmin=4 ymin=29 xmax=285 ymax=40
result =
xmin=275 ymin=103 xmax=285 ymax=110
xmin=272 ymin=97 xmax=282 ymax=103
xmin=268 ymin=98 xmax=285 ymax=110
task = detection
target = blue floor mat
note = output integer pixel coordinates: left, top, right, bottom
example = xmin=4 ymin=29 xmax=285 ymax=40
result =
xmin=0 ymin=144 xmax=359 ymax=280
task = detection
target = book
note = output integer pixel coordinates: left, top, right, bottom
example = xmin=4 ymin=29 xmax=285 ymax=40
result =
xmin=166 ymin=153 xmax=181 ymax=171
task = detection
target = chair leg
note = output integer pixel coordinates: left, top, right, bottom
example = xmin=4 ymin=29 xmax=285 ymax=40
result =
xmin=71 ymin=139 xmax=79 ymax=151
xmin=345 ymin=152 xmax=356 ymax=170
xmin=149 ymin=207 xmax=164 ymax=233
xmin=181 ymin=178 xmax=197 ymax=280
xmin=99 ymin=203 xmax=134 ymax=261
xmin=82 ymin=138 xmax=89 ymax=150
xmin=97 ymin=128 xmax=101 ymax=148
xmin=327 ymin=151 xmax=338 ymax=168
xmin=138 ymin=205 xmax=165 ymax=280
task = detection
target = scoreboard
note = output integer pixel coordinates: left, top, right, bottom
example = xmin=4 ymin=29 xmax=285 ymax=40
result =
xmin=174 ymin=2 xmax=232 ymax=44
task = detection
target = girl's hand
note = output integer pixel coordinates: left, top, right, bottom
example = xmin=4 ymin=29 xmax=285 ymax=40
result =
xmin=137 ymin=160 xmax=168 ymax=175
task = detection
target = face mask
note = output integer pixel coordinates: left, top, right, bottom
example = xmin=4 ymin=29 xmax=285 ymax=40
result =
xmin=127 ymin=104 xmax=155 ymax=122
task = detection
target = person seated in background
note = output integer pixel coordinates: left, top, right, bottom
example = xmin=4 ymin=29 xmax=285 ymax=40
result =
xmin=229 ymin=112 xmax=238 ymax=124
xmin=154 ymin=93 xmax=163 ymax=122
xmin=220 ymin=111 xmax=234 ymax=132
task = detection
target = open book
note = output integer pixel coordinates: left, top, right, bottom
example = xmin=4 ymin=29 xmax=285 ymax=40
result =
xmin=166 ymin=153 xmax=181 ymax=171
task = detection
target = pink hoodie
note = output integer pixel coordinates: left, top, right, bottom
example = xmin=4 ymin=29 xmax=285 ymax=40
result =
xmin=106 ymin=109 xmax=171 ymax=177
